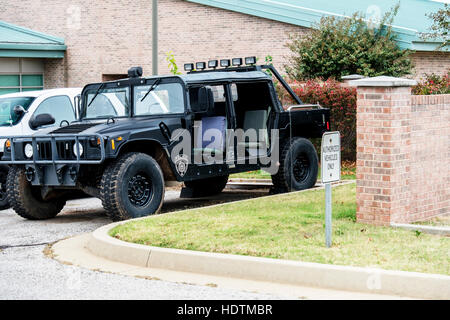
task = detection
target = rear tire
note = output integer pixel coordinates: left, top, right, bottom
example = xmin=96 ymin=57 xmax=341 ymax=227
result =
xmin=184 ymin=175 xmax=229 ymax=197
xmin=272 ymin=137 xmax=318 ymax=192
xmin=0 ymin=164 xmax=10 ymax=210
xmin=100 ymin=152 xmax=165 ymax=221
xmin=6 ymin=166 xmax=66 ymax=220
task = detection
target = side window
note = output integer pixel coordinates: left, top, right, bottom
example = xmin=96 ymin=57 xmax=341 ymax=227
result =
xmin=33 ymin=96 xmax=75 ymax=127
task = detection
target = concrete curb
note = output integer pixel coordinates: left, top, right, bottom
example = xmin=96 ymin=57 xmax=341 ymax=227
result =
xmin=87 ymin=225 xmax=450 ymax=300
xmin=86 ymin=182 xmax=450 ymax=300
xmin=391 ymin=223 xmax=450 ymax=236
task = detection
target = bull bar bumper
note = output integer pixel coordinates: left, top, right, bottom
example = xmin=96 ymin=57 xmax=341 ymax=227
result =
xmin=0 ymin=134 xmax=106 ymax=186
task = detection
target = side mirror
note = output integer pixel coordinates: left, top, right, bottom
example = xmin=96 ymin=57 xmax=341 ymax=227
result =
xmin=13 ymin=105 xmax=27 ymax=116
xmin=29 ymin=113 xmax=55 ymax=130
xmin=192 ymin=87 xmax=213 ymax=113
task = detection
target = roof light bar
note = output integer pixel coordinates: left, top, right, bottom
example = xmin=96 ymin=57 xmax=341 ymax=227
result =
xmin=186 ymin=56 xmax=257 ymax=71
xmin=245 ymin=56 xmax=257 ymax=65
xmin=232 ymin=58 xmax=243 ymax=66
xmin=184 ymin=63 xmax=194 ymax=72
xmin=220 ymin=59 xmax=231 ymax=68
xmin=208 ymin=60 xmax=218 ymax=69
xmin=196 ymin=62 xmax=206 ymax=70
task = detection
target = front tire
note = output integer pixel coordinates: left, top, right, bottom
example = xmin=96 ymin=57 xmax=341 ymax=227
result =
xmin=100 ymin=152 xmax=165 ymax=221
xmin=6 ymin=166 xmax=66 ymax=220
xmin=0 ymin=164 xmax=10 ymax=210
xmin=272 ymin=137 xmax=318 ymax=192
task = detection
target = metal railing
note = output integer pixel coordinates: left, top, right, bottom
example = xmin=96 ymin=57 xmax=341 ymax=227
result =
xmin=0 ymin=133 xmax=106 ymax=165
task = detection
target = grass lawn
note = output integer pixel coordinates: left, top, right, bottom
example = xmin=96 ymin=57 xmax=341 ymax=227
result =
xmin=230 ymin=170 xmax=271 ymax=179
xmin=110 ymin=183 xmax=450 ymax=275
xmin=230 ymin=161 xmax=356 ymax=180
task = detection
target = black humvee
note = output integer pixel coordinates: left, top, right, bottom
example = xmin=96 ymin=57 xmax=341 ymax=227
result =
xmin=1 ymin=58 xmax=330 ymax=221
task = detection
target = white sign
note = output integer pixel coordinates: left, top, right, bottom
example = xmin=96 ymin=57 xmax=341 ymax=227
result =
xmin=321 ymin=132 xmax=341 ymax=184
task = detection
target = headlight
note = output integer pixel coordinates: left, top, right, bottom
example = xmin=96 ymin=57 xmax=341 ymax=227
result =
xmin=73 ymin=142 xmax=84 ymax=157
xmin=24 ymin=143 xmax=33 ymax=159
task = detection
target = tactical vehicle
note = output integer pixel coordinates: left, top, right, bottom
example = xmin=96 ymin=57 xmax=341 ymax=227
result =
xmin=1 ymin=57 xmax=330 ymax=221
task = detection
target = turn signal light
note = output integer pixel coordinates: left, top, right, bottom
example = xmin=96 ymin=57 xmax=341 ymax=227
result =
xmin=89 ymin=137 xmax=102 ymax=147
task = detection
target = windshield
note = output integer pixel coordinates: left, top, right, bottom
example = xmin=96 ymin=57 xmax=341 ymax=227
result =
xmin=0 ymin=97 xmax=35 ymax=126
xmin=134 ymin=83 xmax=184 ymax=116
xmin=82 ymin=87 xmax=130 ymax=119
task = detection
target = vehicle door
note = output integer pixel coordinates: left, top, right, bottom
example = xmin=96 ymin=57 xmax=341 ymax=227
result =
xmin=228 ymin=80 xmax=277 ymax=167
xmin=133 ymin=79 xmax=188 ymax=176
xmin=184 ymin=83 xmax=233 ymax=178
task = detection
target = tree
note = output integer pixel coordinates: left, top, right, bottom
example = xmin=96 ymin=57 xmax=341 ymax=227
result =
xmin=423 ymin=3 xmax=449 ymax=49
xmin=285 ymin=5 xmax=413 ymax=80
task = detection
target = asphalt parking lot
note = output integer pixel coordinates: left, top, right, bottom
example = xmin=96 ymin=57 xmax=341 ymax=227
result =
xmin=0 ymin=188 xmax=288 ymax=300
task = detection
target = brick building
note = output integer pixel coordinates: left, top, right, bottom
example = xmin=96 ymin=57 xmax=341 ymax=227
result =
xmin=0 ymin=0 xmax=448 ymax=91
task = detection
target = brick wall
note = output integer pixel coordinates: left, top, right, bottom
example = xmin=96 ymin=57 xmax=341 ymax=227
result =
xmin=411 ymin=51 xmax=450 ymax=80
xmin=354 ymin=77 xmax=449 ymax=225
xmin=0 ymin=0 xmax=447 ymax=89
xmin=408 ymin=94 xmax=450 ymax=222
xmin=44 ymin=59 xmax=67 ymax=89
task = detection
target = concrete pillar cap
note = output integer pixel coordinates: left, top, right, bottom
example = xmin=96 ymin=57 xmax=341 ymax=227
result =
xmin=349 ymin=76 xmax=417 ymax=87
xmin=341 ymin=74 xmax=366 ymax=81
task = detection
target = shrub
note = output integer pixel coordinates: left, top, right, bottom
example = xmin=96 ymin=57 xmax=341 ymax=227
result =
xmin=279 ymin=79 xmax=357 ymax=161
xmin=285 ymin=5 xmax=413 ymax=80
xmin=412 ymin=72 xmax=450 ymax=95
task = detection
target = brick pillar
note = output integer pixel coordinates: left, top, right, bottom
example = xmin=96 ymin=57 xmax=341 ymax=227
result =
xmin=349 ymin=76 xmax=417 ymax=226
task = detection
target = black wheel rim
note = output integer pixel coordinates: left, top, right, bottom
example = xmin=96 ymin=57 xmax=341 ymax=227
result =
xmin=127 ymin=173 xmax=152 ymax=207
xmin=292 ymin=153 xmax=310 ymax=183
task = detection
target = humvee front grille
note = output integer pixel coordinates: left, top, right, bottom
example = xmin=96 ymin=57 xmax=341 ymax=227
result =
xmin=2 ymin=134 xmax=105 ymax=164
xmin=38 ymin=141 xmax=52 ymax=160
xmin=57 ymin=141 xmax=73 ymax=160
xmin=56 ymin=141 xmax=86 ymax=160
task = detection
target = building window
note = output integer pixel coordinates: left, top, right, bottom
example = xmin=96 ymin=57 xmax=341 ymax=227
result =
xmin=0 ymin=58 xmax=44 ymax=95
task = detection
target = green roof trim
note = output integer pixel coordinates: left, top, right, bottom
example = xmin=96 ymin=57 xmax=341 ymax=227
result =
xmin=0 ymin=20 xmax=66 ymax=58
xmin=186 ymin=0 xmax=449 ymax=51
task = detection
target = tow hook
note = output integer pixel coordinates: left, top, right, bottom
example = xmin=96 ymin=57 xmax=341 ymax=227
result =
xmin=25 ymin=167 xmax=35 ymax=182
xmin=69 ymin=166 xmax=78 ymax=182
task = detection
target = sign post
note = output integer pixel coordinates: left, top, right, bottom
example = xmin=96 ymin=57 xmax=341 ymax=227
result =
xmin=321 ymin=132 xmax=341 ymax=248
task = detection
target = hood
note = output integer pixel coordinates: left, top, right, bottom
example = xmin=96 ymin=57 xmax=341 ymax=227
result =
xmin=48 ymin=118 xmax=149 ymax=136
xmin=50 ymin=122 xmax=101 ymax=134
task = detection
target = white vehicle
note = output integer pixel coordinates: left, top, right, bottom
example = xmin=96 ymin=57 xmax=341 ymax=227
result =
xmin=0 ymin=88 xmax=81 ymax=209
